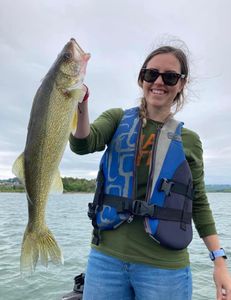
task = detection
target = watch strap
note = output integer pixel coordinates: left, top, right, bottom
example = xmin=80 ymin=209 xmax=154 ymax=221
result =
xmin=209 ymin=248 xmax=227 ymax=261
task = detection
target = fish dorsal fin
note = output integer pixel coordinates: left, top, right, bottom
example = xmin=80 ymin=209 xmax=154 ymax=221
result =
xmin=12 ymin=153 xmax=25 ymax=185
xmin=49 ymin=169 xmax=63 ymax=194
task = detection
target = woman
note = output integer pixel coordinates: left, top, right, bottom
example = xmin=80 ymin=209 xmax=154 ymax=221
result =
xmin=69 ymin=45 xmax=231 ymax=299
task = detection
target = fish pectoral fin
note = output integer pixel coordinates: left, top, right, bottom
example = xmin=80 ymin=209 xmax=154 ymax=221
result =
xmin=12 ymin=153 xmax=25 ymax=185
xmin=71 ymin=110 xmax=78 ymax=134
xmin=49 ymin=169 xmax=63 ymax=194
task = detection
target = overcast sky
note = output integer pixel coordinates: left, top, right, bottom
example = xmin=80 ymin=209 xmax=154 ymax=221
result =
xmin=0 ymin=0 xmax=230 ymax=184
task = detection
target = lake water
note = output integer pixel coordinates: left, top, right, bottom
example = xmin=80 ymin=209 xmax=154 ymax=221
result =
xmin=0 ymin=193 xmax=230 ymax=300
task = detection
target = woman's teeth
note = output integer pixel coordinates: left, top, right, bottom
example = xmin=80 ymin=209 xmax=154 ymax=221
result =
xmin=151 ymin=89 xmax=166 ymax=95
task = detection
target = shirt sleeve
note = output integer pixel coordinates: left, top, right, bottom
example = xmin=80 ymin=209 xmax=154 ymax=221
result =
xmin=69 ymin=108 xmax=124 ymax=155
xmin=182 ymin=128 xmax=217 ymax=238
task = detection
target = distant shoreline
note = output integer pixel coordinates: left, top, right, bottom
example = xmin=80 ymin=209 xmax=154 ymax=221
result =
xmin=0 ymin=178 xmax=231 ymax=193
xmin=0 ymin=189 xmax=231 ymax=194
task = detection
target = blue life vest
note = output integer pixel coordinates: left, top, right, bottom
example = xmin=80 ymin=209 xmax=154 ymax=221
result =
xmin=89 ymin=107 xmax=194 ymax=250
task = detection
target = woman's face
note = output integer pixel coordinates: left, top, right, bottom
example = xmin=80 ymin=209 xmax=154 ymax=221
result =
xmin=142 ymin=53 xmax=185 ymax=114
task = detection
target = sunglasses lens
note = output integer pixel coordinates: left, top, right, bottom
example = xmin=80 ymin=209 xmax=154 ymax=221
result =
xmin=142 ymin=69 xmax=159 ymax=83
xmin=162 ymin=73 xmax=179 ymax=86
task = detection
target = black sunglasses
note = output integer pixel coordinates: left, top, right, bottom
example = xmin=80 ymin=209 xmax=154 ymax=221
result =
xmin=141 ymin=68 xmax=186 ymax=86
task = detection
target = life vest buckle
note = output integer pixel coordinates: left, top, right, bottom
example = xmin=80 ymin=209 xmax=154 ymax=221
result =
xmin=132 ymin=200 xmax=155 ymax=217
xmin=159 ymin=178 xmax=175 ymax=196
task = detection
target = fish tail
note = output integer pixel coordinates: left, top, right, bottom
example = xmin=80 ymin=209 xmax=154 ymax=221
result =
xmin=20 ymin=225 xmax=63 ymax=274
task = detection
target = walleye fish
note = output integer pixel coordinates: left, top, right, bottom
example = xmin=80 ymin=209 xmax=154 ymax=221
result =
xmin=12 ymin=38 xmax=90 ymax=273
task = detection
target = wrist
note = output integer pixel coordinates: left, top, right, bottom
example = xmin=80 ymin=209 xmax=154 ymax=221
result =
xmin=213 ymin=259 xmax=229 ymax=274
xmin=82 ymin=84 xmax=89 ymax=102
xmin=214 ymin=257 xmax=227 ymax=267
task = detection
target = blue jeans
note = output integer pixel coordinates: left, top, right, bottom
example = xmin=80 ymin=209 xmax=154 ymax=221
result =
xmin=83 ymin=249 xmax=192 ymax=300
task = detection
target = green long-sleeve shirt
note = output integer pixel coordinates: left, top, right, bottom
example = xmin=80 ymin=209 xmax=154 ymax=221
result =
xmin=69 ymin=108 xmax=217 ymax=269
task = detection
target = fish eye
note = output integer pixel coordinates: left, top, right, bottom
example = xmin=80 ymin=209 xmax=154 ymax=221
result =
xmin=63 ymin=52 xmax=72 ymax=60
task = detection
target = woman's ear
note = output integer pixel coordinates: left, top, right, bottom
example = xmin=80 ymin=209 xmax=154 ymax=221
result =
xmin=180 ymin=78 xmax=187 ymax=91
xmin=176 ymin=78 xmax=186 ymax=95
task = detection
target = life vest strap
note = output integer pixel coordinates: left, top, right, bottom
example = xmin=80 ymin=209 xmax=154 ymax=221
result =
xmin=159 ymin=178 xmax=194 ymax=199
xmin=88 ymin=168 xmax=105 ymax=245
xmin=101 ymin=194 xmax=192 ymax=224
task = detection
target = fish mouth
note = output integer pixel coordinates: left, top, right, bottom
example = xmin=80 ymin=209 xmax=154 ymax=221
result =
xmin=70 ymin=38 xmax=85 ymax=55
xmin=65 ymin=38 xmax=90 ymax=63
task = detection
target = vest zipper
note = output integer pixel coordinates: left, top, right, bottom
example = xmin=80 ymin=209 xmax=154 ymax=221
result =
xmin=143 ymin=124 xmax=162 ymax=233
xmin=145 ymin=125 xmax=162 ymax=202
xmin=132 ymin=120 xmax=142 ymax=200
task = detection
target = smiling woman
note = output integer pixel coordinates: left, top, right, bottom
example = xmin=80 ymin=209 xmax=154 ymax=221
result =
xmin=68 ymin=43 xmax=231 ymax=300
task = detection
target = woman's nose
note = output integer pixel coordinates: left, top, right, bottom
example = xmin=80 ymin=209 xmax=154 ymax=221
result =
xmin=154 ymin=74 xmax=164 ymax=85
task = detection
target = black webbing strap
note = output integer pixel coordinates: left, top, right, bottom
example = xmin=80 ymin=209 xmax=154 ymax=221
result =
xmin=88 ymin=168 xmax=105 ymax=245
xmin=180 ymin=199 xmax=188 ymax=231
xmin=159 ymin=178 xmax=194 ymax=199
xmin=102 ymin=194 xmax=191 ymax=224
xmin=152 ymin=204 xmax=191 ymax=224
xmin=103 ymin=194 xmax=132 ymax=213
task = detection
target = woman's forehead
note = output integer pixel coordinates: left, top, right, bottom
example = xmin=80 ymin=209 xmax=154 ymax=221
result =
xmin=147 ymin=53 xmax=181 ymax=71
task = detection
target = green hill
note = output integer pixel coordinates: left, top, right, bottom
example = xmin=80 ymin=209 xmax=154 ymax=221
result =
xmin=205 ymin=184 xmax=231 ymax=193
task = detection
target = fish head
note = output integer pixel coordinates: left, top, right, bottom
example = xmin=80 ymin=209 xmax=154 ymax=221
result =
xmin=55 ymin=38 xmax=90 ymax=90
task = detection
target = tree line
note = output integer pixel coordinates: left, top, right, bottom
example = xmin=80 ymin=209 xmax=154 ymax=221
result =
xmin=0 ymin=177 xmax=96 ymax=193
